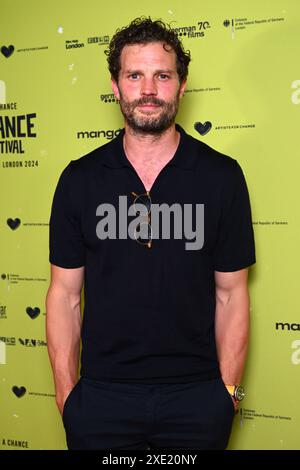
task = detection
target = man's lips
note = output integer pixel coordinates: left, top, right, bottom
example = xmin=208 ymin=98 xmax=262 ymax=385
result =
xmin=137 ymin=103 xmax=161 ymax=110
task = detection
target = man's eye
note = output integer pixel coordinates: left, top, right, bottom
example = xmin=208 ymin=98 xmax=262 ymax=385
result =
xmin=129 ymin=74 xmax=139 ymax=80
xmin=158 ymin=74 xmax=170 ymax=80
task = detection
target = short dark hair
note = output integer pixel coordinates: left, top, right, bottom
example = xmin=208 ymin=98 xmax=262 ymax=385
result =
xmin=105 ymin=17 xmax=191 ymax=84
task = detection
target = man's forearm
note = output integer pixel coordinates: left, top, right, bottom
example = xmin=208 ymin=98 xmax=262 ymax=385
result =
xmin=46 ymin=286 xmax=81 ymax=412
xmin=215 ymin=286 xmax=250 ymax=384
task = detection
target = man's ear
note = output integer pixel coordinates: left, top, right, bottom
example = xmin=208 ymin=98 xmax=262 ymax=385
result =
xmin=111 ymin=78 xmax=120 ymax=100
xmin=179 ymin=79 xmax=187 ymax=98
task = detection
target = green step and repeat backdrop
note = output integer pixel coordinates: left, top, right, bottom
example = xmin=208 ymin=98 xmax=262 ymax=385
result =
xmin=1 ymin=0 xmax=299 ymax=450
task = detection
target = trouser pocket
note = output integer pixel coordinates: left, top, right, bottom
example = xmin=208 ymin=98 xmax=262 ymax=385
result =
xmin=62 ymin=378 xmax=82 ymax=425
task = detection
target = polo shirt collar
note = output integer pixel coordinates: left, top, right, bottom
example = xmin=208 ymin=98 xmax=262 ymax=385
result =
xmin=101 ymin=123 xmax=197 ymax=171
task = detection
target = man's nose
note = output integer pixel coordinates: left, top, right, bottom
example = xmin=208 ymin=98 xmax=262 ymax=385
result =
xmin=141 ymin=78 xmax=157 ymax=96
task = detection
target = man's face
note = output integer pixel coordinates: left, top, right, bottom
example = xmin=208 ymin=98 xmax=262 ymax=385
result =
xmin=111 ymin=42 xmax=186 ymax=135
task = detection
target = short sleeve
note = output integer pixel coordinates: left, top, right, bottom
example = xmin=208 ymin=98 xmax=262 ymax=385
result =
xmin=213 ymin=160 xmax=256 ymax=272
xmin=49 ymin=163 xmax=85 ymax=268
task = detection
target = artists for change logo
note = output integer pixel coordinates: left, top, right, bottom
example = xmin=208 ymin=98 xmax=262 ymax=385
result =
xmin=12 ymin=386 xmax=26 ymax=398
xmin=194 ymin=121 xmax=212 ymax=136
xmin=1 ymin=45 xmax=14 ymax=58
xmin=7 ymin=217 xmax=21 ymax=230
xmin=26 ymin=306 xmax=40 ymax=319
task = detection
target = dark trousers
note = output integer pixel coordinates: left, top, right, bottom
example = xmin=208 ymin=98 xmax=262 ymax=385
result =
xmin=62 ymin=376 xmax=235 ymax=450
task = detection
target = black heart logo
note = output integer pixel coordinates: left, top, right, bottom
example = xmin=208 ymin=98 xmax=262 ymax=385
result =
xmin=194 ymin=121 xmax=212 ymax=136
xmin=12 ymin=386 xmax=26 ymax=398
xmin=1 ymin=45 xmax=15 ymax=58
xmin=7 ymin=218 xmax=21 ymax=230
xmin=26 ymin=307 xmax=40 ymax=319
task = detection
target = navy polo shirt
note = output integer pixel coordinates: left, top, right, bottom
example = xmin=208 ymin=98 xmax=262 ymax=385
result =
xmin=49 ymin=124 xmax=256 ymax=383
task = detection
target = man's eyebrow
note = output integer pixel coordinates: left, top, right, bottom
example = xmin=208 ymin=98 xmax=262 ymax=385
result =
xmin=155 ymin=69 xmax=175 ymax=74
xmin=123 ymin=69 xmax=176 ymax=74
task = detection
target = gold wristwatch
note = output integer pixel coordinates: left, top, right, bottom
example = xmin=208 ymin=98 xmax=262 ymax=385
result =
xmin=225 ymin=384 xmax=245 ymax=402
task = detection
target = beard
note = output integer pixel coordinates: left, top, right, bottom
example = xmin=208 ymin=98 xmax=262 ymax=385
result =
xmin=118 ymin=90 xmax=180 ymax=136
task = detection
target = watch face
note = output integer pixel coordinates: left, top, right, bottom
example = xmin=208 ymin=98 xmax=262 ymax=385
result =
xmin=235 ymin=386 xmax=245 ymax=401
